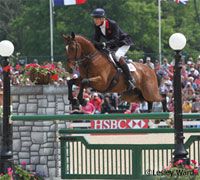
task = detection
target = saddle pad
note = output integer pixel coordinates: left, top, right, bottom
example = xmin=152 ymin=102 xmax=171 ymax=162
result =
xmin=128 ymin=63 xmax=136 ymax=72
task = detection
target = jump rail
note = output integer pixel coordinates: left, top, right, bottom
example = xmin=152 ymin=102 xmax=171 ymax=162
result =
xmin=10 ymin=112 xmax=200 ymax=121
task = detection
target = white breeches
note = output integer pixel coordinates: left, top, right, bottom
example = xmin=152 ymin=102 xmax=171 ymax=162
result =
xmin=115 ymin=45 xmax=130 ymax=61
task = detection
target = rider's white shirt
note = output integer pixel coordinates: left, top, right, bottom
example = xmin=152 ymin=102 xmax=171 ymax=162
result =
xmin=100 ymin=21 xmax=106 ymax=36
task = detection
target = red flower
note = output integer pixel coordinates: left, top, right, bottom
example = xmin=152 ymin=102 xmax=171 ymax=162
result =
xmin=26 ymin=64 xmax=39 ymax=70
xmin=193 ymin=169 xmax=199 ymax=174
xmin=16 ymin=64 xmax=21 ymax=70
xmin=2 ymin=65 xmax=10 ymax=72
xmin=191 ymin=160 xmax=197 ymax=164
xmin=51 ymin=74 xmax=58 ymax=81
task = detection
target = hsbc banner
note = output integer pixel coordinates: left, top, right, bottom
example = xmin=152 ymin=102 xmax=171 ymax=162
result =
xmin=91 ymin=119 xmax=148 ymax=129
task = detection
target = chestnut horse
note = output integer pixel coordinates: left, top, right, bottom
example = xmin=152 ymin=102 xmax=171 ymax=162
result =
xmin=63 ymin=32 xmax=163 ymax=111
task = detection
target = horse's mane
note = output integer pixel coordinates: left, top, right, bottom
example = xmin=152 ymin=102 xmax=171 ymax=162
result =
xmin=76 ymin=34 xmax=114 ymax=65
xmin=76 ymin=34 xmax=93 ymax=45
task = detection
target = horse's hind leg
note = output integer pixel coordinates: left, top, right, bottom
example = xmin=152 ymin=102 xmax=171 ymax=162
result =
xmin=147 ymin=101 xmax=152 ymax=113
xmin=161 ymin=93 xmax=167 ymax=112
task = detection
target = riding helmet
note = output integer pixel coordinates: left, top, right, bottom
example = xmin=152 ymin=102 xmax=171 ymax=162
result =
xmin=91 ymin=8 xmax=106 ymax=18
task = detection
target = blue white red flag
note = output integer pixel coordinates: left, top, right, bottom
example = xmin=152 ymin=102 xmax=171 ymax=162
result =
xmin=53 ymin=0 xmax=86 ymax=6
xmin=161 ymin=0 xmax=188 ymax=5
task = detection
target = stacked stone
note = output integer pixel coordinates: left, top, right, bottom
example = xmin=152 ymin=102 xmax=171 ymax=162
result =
xmin=11 ymin=85 xmax=70 ymax=178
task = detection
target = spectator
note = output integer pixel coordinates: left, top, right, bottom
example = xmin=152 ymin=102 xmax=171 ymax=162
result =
xmin=188 ymin=67 xmax=199 ymax=80
xmin=182 ymin=98 xmax=192 ymax=113
xmin=186 ymin=61 xmax=192 ymax=72
xmin=194 ymin=74 xmax=200 ymax=88
xmin=188 ymin=76 xmax=197 ymax=90
xmin=57 ymin=77 xmax=65 ymax=85
xmin=90 ymin=92 xmax=102 ymax=114
xmin=154 ymin=60 xmax=161 ymax=73
xmin=139 ymin=102 xmax=148 ymax=113
xmin=69 ymin=97 xmax=83 ymax=114
xmin=192 ymin=95 xmax=200 ymax=113
xmin=129 ymin=102 xmax=140 ymax=113
xmin=145 ymin=57 xmax=154 ymax=70
xmin=81 ymin=98 xmax=95 ymax=114
xmin=161 ymin=58 xmax=169 ymax=71
xmin=57 ymin=61 xmax=67 ymax=83
xmin=101 ymin=93 xmax=115 ymax=114
xmin=181 ymin=65 xmax=188 ymax=77
xmin=33 ymin=59 xmax=38 ymax=65
xmin=109 ymin=93 xmax=119 ymax=110
xmin=167 ymin=65 xmax=174 ymax=81
xmin=138 ymin=58 xmax=143 ymax=64
xmin=152 ymin=102 xmax=163 ymax=112
xmin=186 ymin=88 xmax=195 ymax=102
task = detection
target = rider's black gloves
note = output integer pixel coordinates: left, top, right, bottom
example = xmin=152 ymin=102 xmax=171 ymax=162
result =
xmin=93 ymin=41 xmax=106 ymax=49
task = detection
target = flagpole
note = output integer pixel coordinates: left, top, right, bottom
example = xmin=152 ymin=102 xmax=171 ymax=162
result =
xmin=50 ymin=0 xmax=54 ymax=63
xmin=158 ymin=0 xmax=162 ymax=64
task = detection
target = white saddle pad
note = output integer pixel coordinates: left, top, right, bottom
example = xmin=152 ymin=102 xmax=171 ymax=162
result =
xmin=128 ymin=63 xmax=136 ymax=72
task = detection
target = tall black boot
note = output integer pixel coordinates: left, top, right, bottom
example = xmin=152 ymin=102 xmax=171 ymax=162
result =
xmin=119 ymin=57 xmax=136 ymax=91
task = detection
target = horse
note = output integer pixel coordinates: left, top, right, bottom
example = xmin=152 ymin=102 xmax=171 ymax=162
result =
xmin=63 ymin=32 xmax=163 ymax=112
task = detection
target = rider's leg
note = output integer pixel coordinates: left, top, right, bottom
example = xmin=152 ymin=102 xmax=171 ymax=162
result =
xmin=118 ymin=57 xmax=136 ymax=91
xmin=115 ymin=45 xmax=136 ymax=91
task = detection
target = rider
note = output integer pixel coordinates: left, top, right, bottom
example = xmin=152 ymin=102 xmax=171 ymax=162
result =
xmin=91 ymin=8 xmax=136 ymax=91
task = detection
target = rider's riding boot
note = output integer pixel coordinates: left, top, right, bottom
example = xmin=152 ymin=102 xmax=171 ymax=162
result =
xmin=118 ymin=57 xmax=136 ymax=91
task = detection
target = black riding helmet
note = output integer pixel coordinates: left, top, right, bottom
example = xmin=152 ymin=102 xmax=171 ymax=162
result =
xmin=91 ymin=8 xmax=106 ymax=18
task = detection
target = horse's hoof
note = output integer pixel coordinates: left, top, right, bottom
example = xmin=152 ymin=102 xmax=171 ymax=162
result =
xmin=165 ymin=119 xmax=174 ymax=127
xmin=152 ymin=120 xmax=160 ymax=124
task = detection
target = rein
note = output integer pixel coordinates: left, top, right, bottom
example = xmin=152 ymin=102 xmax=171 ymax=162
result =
xmin=67 ymin=39 xmax=98 ymax=65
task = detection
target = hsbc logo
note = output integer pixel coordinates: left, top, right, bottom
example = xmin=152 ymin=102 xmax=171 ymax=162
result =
xmin=91 ymin=120 xmax=148 ymax=129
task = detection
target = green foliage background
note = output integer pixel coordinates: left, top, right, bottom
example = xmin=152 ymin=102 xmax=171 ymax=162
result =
xmin=0 ymin=0 xmax=200 ymax=62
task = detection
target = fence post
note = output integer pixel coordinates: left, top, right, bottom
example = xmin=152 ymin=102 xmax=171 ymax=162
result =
xmin=60 ymin=138 xmax=67 ymax=179
xmin=132 ymin=146 xmax=142 ymax=179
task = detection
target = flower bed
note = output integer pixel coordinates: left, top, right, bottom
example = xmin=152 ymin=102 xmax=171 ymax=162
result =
xmin=156 ymin=160 xmax=200 ymax=180
xmin=17 ymin=63 xmax=59 ymax=85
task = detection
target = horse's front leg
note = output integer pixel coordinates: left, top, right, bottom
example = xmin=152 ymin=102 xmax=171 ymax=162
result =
xmin=67 ymin=77 xmax=81 ymax=103
xmin=77 ymin=76 xmax=103 ymax=106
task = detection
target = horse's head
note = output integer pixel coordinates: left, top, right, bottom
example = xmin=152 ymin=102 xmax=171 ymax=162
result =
xmin=63 ymin=32 xmax=82 ymax=74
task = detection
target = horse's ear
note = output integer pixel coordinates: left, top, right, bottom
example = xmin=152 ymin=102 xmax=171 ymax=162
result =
xmin=62 ymin=34 xmax=68 ymax=41
xmin=71 ymin=32 xmax=75 ymax=39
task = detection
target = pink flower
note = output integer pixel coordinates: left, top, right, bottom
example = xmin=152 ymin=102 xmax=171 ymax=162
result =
xmin=188 ymin=165 xmax=192 ymax=169
xmin=16 ymin=65 xmax=21 ymax=70
xmin=21 ymin=161 xmax=27 ymax=165
xmin=7 ymin=167 xmax=12 ymax=172
xmin=191 ymin=160 xmax=197 ymax=164
xmin=193 ymin=169 xmax=199 ymax=174
xmin=166 ymin=167 xmax=170 ymax=171
xmin=1 ymin=173 xmax=3 ymax=176
xmin=185 ymin=164 xmax=188 ymax=168
xmin=8 ymin=170 xmax=13 ymax=176
xmin=169 ymin=163 xmax=172 ymax=167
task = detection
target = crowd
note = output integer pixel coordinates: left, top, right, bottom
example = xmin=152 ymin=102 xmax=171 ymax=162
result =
xmin=0 ymin=56 xmax=200 ymax=118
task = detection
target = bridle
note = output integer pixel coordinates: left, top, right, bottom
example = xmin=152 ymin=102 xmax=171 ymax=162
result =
xmin=66 ymin=38 xmax=97 ymax=65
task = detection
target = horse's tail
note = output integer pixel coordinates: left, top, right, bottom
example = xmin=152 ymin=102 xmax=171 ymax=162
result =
xmin=156 ymin=72 xmax=162 ymax=87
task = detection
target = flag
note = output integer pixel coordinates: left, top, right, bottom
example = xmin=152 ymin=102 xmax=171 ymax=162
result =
xmin=53 ymin=0 xmax=86 ymax=6
xmin=161 ymin=0 xmax=188 ymax=5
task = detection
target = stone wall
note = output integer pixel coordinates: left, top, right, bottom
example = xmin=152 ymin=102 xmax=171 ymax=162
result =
xmin=11 ymin=85 xmax=70 ymax=178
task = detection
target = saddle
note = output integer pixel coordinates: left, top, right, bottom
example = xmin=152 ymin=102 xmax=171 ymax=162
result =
xmin=100 ymin=48 xmax=133 ymax=92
